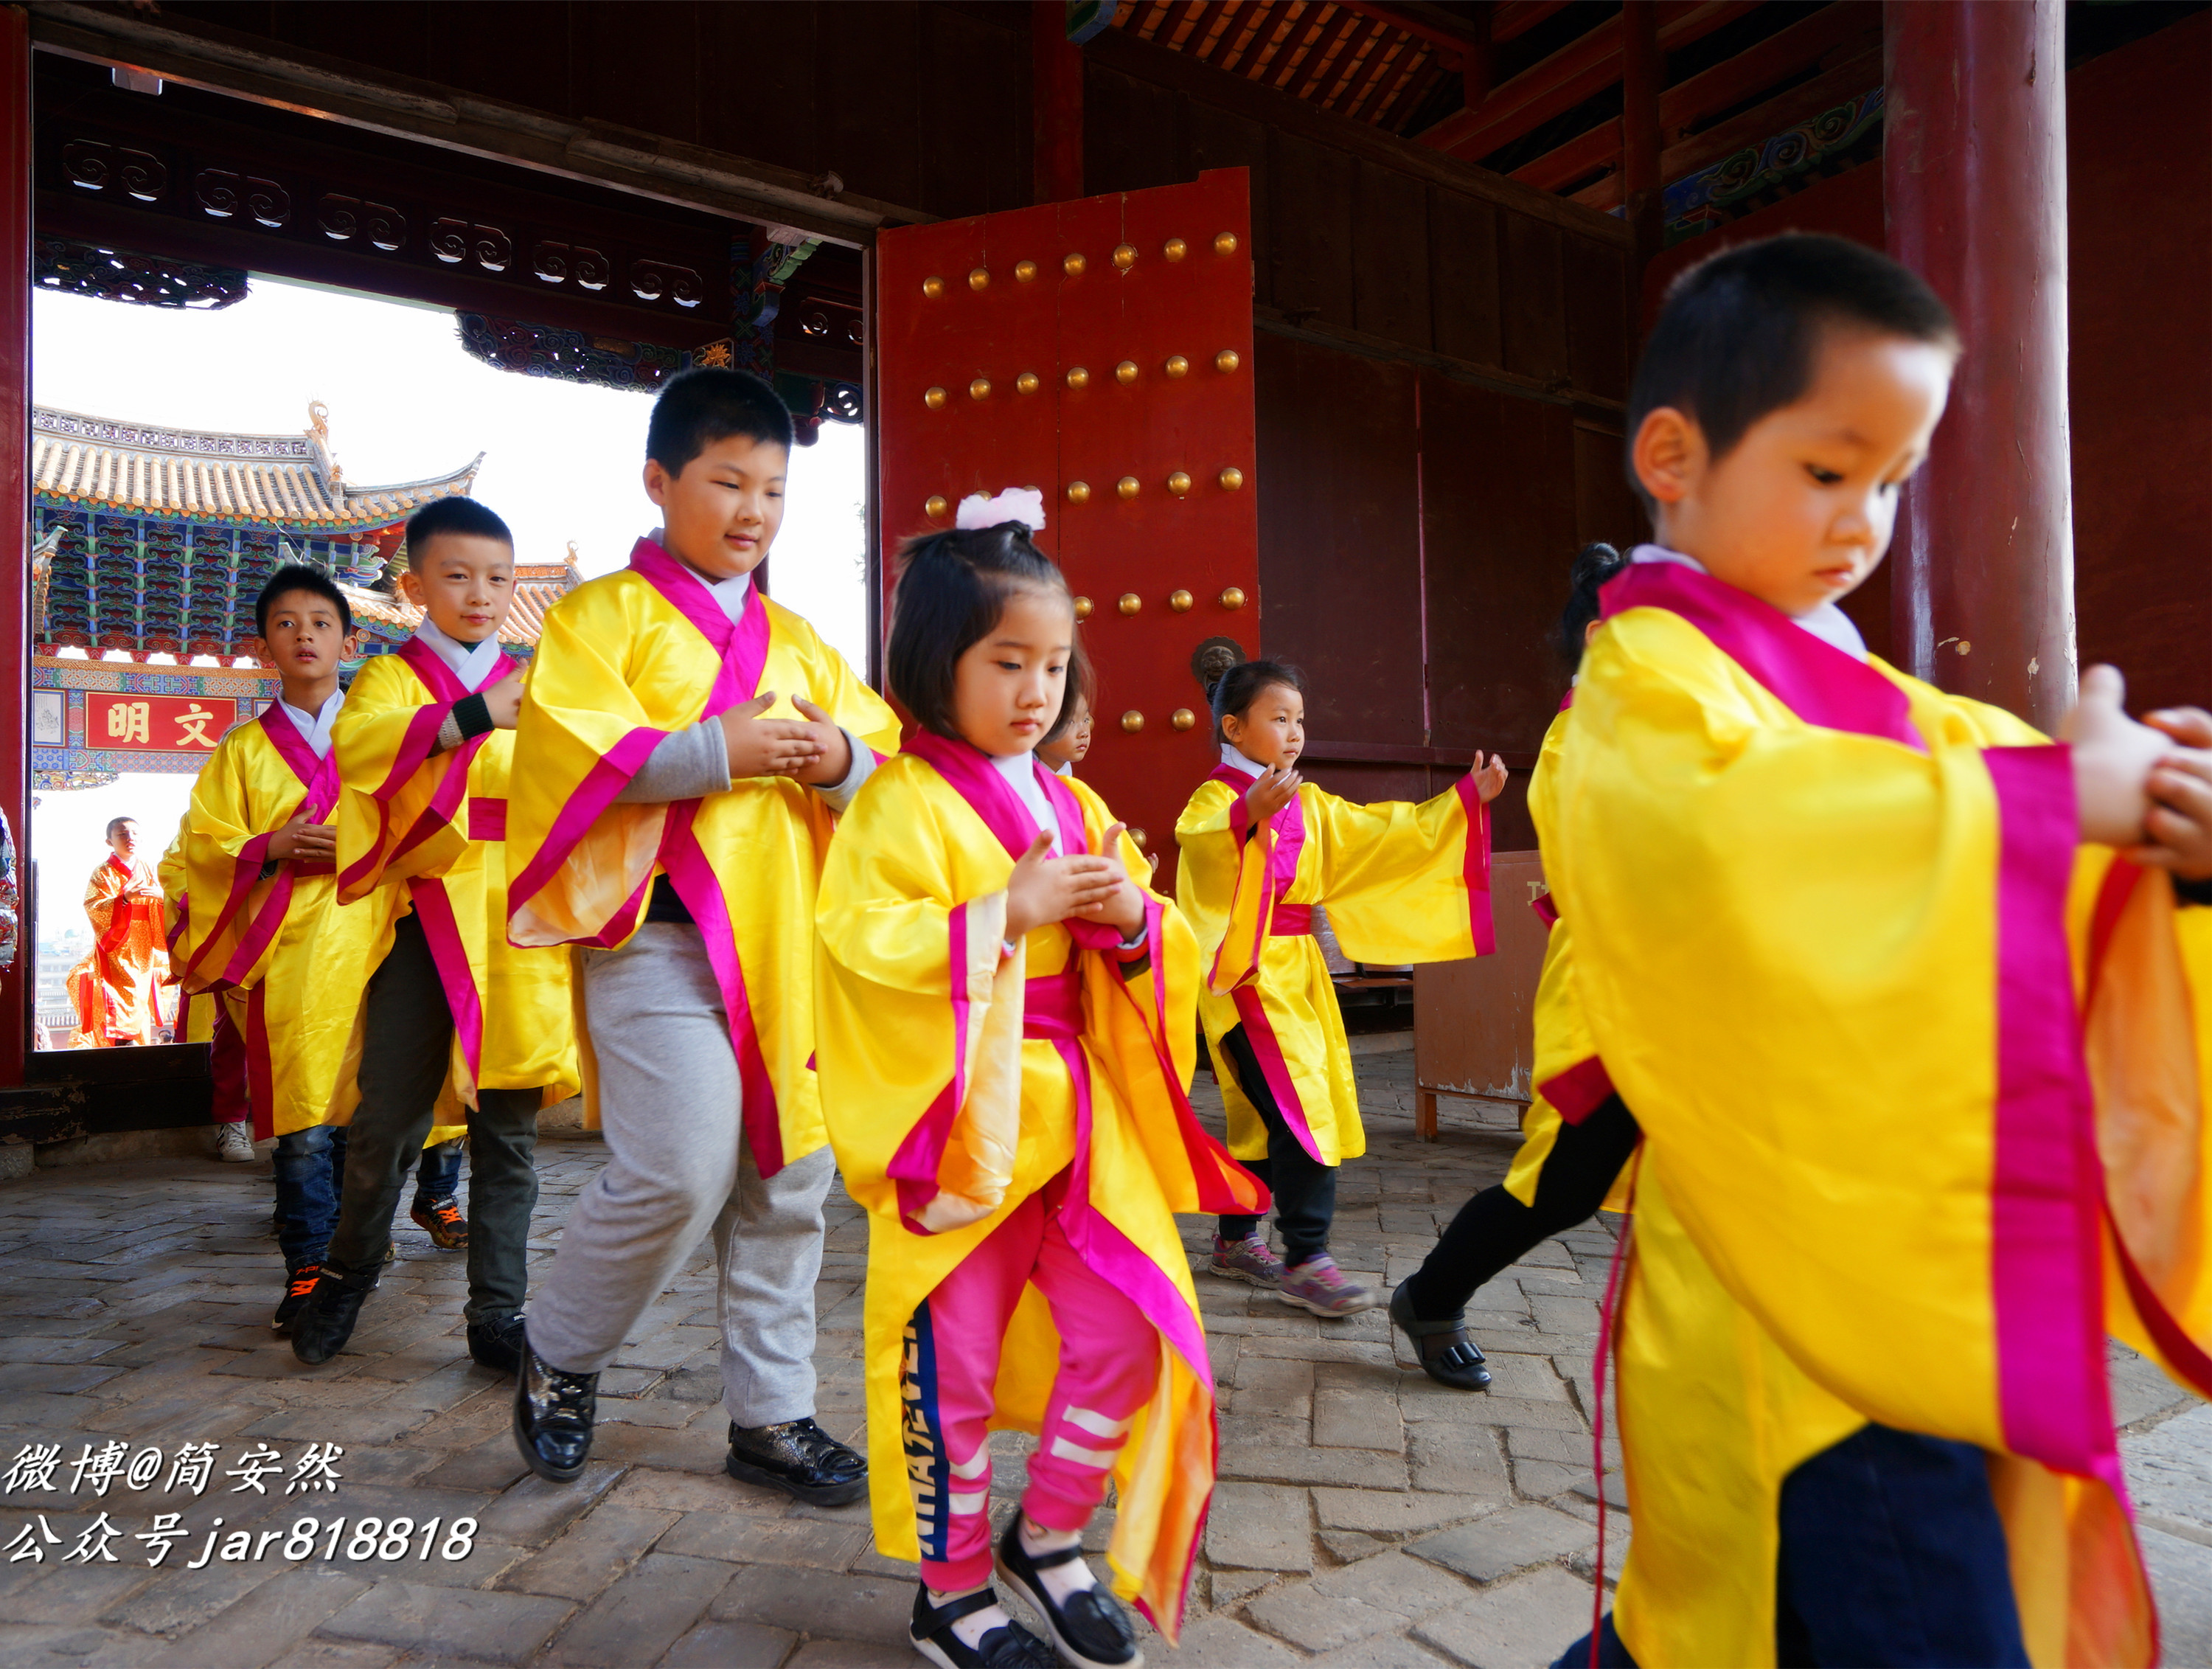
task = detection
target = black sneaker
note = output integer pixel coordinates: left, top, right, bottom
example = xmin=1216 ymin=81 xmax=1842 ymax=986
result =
xmin=994 ymin=1515 xmax=1142 ymax=1669
xmin=1388 ymin=1283 xmax=1492 ymax=1391
xmin=409 ymin=1196 xmax=470 ymax=1251
xmin=467 ymin=1314 xmax=526 ymax=1375
xmin=271 ymin=1262 xmax=320 ymax=1333
xmin=726 ymin=1415 xmax=866 ymax=1506
xmin=911 ymin=1584 xmax=1060 ymax=1669
xmin=513 ymin=1338 xmax=597 ymax=1482
xmin=288 ymin=1264 xmax=379 ymax=1365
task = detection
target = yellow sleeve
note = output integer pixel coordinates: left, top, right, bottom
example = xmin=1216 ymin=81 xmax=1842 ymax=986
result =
xmin=333 ymin=653 xmax=473 ymax=901
xmin=83 ymin=861 xmax=119 ymax=934
xmin=1303 ymin=780 xmax=1492 ymax=963
xmin=176 ymin=735 xmax=289 ymax=990
xmin=1171 ymin=777 xmax=1275 ymax=994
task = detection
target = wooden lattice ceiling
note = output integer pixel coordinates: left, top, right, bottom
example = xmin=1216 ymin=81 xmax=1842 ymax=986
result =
xmin=1110 ymin=0 xmax=1470 ymax=136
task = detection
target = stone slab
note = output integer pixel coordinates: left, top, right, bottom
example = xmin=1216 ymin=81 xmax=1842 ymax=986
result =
xmin=1408 ymin=1507 xmax=1593 ymax=1585
xmin=316 ymin=1578 xmax=574 ymax=1664
xmin=1413 ymin=1567 xmax=1595 ymax=1669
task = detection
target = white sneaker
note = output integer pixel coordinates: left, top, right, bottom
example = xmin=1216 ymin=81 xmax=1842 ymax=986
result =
xmin=216 ymin=1123 xmax=256 ymax=1162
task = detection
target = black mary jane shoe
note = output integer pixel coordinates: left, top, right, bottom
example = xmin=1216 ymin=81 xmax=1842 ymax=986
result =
xmin=467 ymin=1314 xmax=526 ymax=1375
xmin=726 ymin=1415 xmax=867 ymax=1507
xmin=911 ymin=1585 xmax=1060 ymax=1669
xmin=995 ymin=1516 xmax=1142 ymax=1669
xmin=512 ymin=1339 xmax=597 ymax=1482
xmin=1390 ymin=1283 xmax=1492 ymax=1391
xmin=288 ymin=1263 xmax=380 ymax=1365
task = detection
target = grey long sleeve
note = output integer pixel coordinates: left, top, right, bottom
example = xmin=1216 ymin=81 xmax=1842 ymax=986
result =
xmin=613 ymin=721 xmax=876 ymax=813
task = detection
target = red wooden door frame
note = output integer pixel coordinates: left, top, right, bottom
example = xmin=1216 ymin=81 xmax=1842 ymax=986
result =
xmin=1 ymin=10 xmax=32 ymax=1088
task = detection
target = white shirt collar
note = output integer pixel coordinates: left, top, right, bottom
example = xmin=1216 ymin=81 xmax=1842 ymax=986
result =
xmin=990 ymin=749 xmax=1065 ymax=856
xmin=277 ymin=687 xmax=344 ymax=760
xmin=1630 ymin=543 xmax=1868 ymax=661
xmin=1219 ymin=743 xmax=1269 ymax=778
xmin=675 ymin=556 xmax=754 ymax=623
xmin=415 ymin=616 xmax=507 ymax=688
xmin=1053 ymin=760 xmax=1074 ymax=778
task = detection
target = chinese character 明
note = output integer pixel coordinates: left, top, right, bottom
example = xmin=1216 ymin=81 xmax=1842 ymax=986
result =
xmin=4 ymin=1516 xmax=60 ymax=1563
xmin=136 ymin=1513 xmax=185 ymax=1566
xmin=165 ymin=1442 xmax=218 ymax=1496
xmin=1 ymin=1443 xmax=62 ymax=1494
xmin=105 ymin=701 xmax=150 ymax=744
xmin=173 ymin=703 xmax=217 ymax=748
xmin=284 ymin=1443 xmax=344 ymax=1494
xmin=224 ymin=1443 xmax=284 ymax=1494
xmin=69 ymin=1441 xmax=128 ymax=1496
xmin=63 ymin=1513 xmax=121 ymax=1564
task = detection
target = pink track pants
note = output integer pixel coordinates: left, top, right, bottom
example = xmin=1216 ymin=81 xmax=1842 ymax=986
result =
xmin=902 ymin=1177 xmax=1160 ymax=1591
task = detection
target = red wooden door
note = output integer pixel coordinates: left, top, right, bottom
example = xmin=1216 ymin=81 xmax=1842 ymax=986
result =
xmin=876 ymin=169 xmax=1259 ymax=892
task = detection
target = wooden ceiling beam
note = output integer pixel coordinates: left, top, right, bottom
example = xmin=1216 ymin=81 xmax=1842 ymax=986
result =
xmin=1326 ymin=1 xmax=1478 ymax=62
xmin=1204 ymin=0 xmax=1268 ymax=69
xmin=1571 ymin=41 xmax=1882 ymax=209
xmin=1489 ymin=0 xmax=1574 ymax=43
xmin=1289 ymin=6 xmax=1371 ymax=100
xmin=1413 ymin=0 xmax=1759 ymax=161
xmin=1512 ymin=1 xmax=1881 ymax=191
xmin=1376 ymin=54 xmax=1450 ymax=131
xmin=1342 ymin=30 xmax=1413 ymax=121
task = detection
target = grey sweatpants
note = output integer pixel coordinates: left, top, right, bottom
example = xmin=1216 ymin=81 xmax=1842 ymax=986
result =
xmin=527 ymin=923 xmax=832 ymax=1428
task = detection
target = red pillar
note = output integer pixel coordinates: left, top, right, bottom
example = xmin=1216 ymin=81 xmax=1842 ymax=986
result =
xmin=0 ymin=10 xmax=30 ymax=1087
xmin=1032 ymin=1 xmax=1083 ymax=205
xmin=1883 ymin=0 xmax=2073 ymax=730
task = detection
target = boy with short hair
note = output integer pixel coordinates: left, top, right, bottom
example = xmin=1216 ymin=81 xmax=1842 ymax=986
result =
xmin=1544 ymin=234 xmax=2212 ymax=1666
xmin=175 ymin=566 xmax=396 ymax=1329
xmin=290 ymin=497 xmax=580 ymax=1374
xmin=504 ymin=368 xmax=899 ymax=1496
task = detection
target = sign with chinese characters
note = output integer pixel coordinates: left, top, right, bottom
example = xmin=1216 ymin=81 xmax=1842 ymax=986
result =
xmin=84 ymin=694 xmax=237 ymax=754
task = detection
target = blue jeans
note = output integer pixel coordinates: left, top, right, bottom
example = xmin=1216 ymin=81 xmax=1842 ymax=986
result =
xmin=327 ymin=1131 xmax=464 ymax=1214
xmin=272 ymin=1127 xmax=336 ymax=1269
xmin=1552 ymin=1423 xmax=2028 ymax=1669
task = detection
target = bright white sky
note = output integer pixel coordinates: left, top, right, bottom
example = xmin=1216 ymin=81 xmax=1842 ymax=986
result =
xmin=27 ymin=276 xmax=867 ymax=960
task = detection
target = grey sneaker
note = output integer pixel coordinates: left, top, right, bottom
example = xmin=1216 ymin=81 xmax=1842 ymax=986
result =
xmin=216 ymin=1122 xmax=255 ymax=1162
xmin=1277 ymin=1253 xmax=1378 ymax=1317
xmin=1208 ymin=1232 xmax=1285 ymax=1288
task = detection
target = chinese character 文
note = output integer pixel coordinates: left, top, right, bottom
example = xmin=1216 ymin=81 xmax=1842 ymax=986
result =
xmin=105 ymin=701 xmax=150 ymax=744
xmin=173 ymin=703 xmax=217 ymax=747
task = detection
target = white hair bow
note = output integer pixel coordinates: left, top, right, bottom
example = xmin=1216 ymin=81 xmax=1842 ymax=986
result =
xmin=955 ymin=487 xmax=1047 ymax=533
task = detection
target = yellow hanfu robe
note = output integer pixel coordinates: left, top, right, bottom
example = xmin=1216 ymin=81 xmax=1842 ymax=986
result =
xmin=333 ymin=639 xmax=580 ymax=1123
xmin=1174 ymin=760 xmax=1494 ymax=1165
xmin=506 ymin=537 xmax=898 ymax=1171
xmin=1550 ymin=560 xmax=2212 ymax=1668
xmin=175 ymin=705 xmax=397 ymax=1140
xmin=156 ymin=820 xmax=214 ymax=1050
xmin=816 ymin=735 xmax=1267 ymax=1641
xmin=1502 ymin=702 xmax=1624 ymax=1212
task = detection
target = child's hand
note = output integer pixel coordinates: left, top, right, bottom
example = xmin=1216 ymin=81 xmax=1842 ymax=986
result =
xmin=2061 ymin=666 xmax=2171 ymax=847
xmin=1467 ymin=751 xmax=1509 ymax=803
xmin=2127 ymin=747 xmax=2212 ymax=881
xmin=482 ymin=677 xmax=524 ymax=732
xmin=269 ymin=802 xmax=335 ymax=864
xmin=720 ymin=691 xmax=828 ymax=780
xmin=787 ymin=698 xmax=855 ymax=788
xmin=1245 ymin=765 xmax=1301 ymax=825
xmin=1003 ymin=829 xmax=1128 ymax=939
xmin=1093 ymin=822 xmax=1149 ymax=937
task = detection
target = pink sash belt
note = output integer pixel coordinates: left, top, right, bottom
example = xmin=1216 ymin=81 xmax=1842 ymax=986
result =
xmin=1272 ymin=903 xmax=1314 ymax=937
xmin=469 ymin=797 xmax=508 ymax=842
xmin=1023 ymin=970 xmax=1082 ymax=1042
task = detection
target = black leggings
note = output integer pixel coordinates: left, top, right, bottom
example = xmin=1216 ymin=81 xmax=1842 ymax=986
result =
xmin=1399 ymin=1092 xmax=1641 ymax=1322
xmin=1213 ymin=1024 xmax=1338 ymax=1266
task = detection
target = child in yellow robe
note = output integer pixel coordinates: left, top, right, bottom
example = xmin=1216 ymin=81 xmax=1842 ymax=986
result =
xmin=504 ymin=368 xmax=898 ymax=1498
xmin=818 ymin=497 xmax=1265 ymax=1669
xmin=1173 ymin=661 xmax=1505 ymax=1316
xmin=1545 ymin=234 xmax=2212 ymax=1668
xmin=1394 ymin=544 xmax=1638 ymax=1391
xmin=175 ymin=566 xmax=396 ymax=1331
xmin=289 ymin=497 xmax=580 ymax=1375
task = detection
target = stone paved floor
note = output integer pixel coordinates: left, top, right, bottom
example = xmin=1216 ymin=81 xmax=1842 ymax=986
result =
xmin=0 ymin=1052 xmax=2202 ymax=1668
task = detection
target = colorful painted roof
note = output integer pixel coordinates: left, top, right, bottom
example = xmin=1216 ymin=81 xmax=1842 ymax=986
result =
xmin=30 ymin=402 xmax=480 ymax=532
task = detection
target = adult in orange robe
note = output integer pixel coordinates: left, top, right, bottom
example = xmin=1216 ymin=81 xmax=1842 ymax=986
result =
xmin=78 ymin=816 xmax=169 ymax=1047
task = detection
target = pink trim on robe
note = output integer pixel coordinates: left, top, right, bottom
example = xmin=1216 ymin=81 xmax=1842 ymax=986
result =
xmin=888 ymin=900 xmax=978 ymax=1232
xmin=193 ymin=707 xmax=340 ymax=989
xmin=1453 ymin=774 xmax=1496 ymax=955
xmin=1600 ymin=561 xmax=1922 ymax=749
xmin=1984 ymin=743 xmax=2124 ymax=1488
xmin=1531 ymin=891 xmax=1560 ymax=930
xmin=407 ymin=875 xmax=485 ymax=1090
xmin=1537 ymin=1055 xmax=1615 ymax=1124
